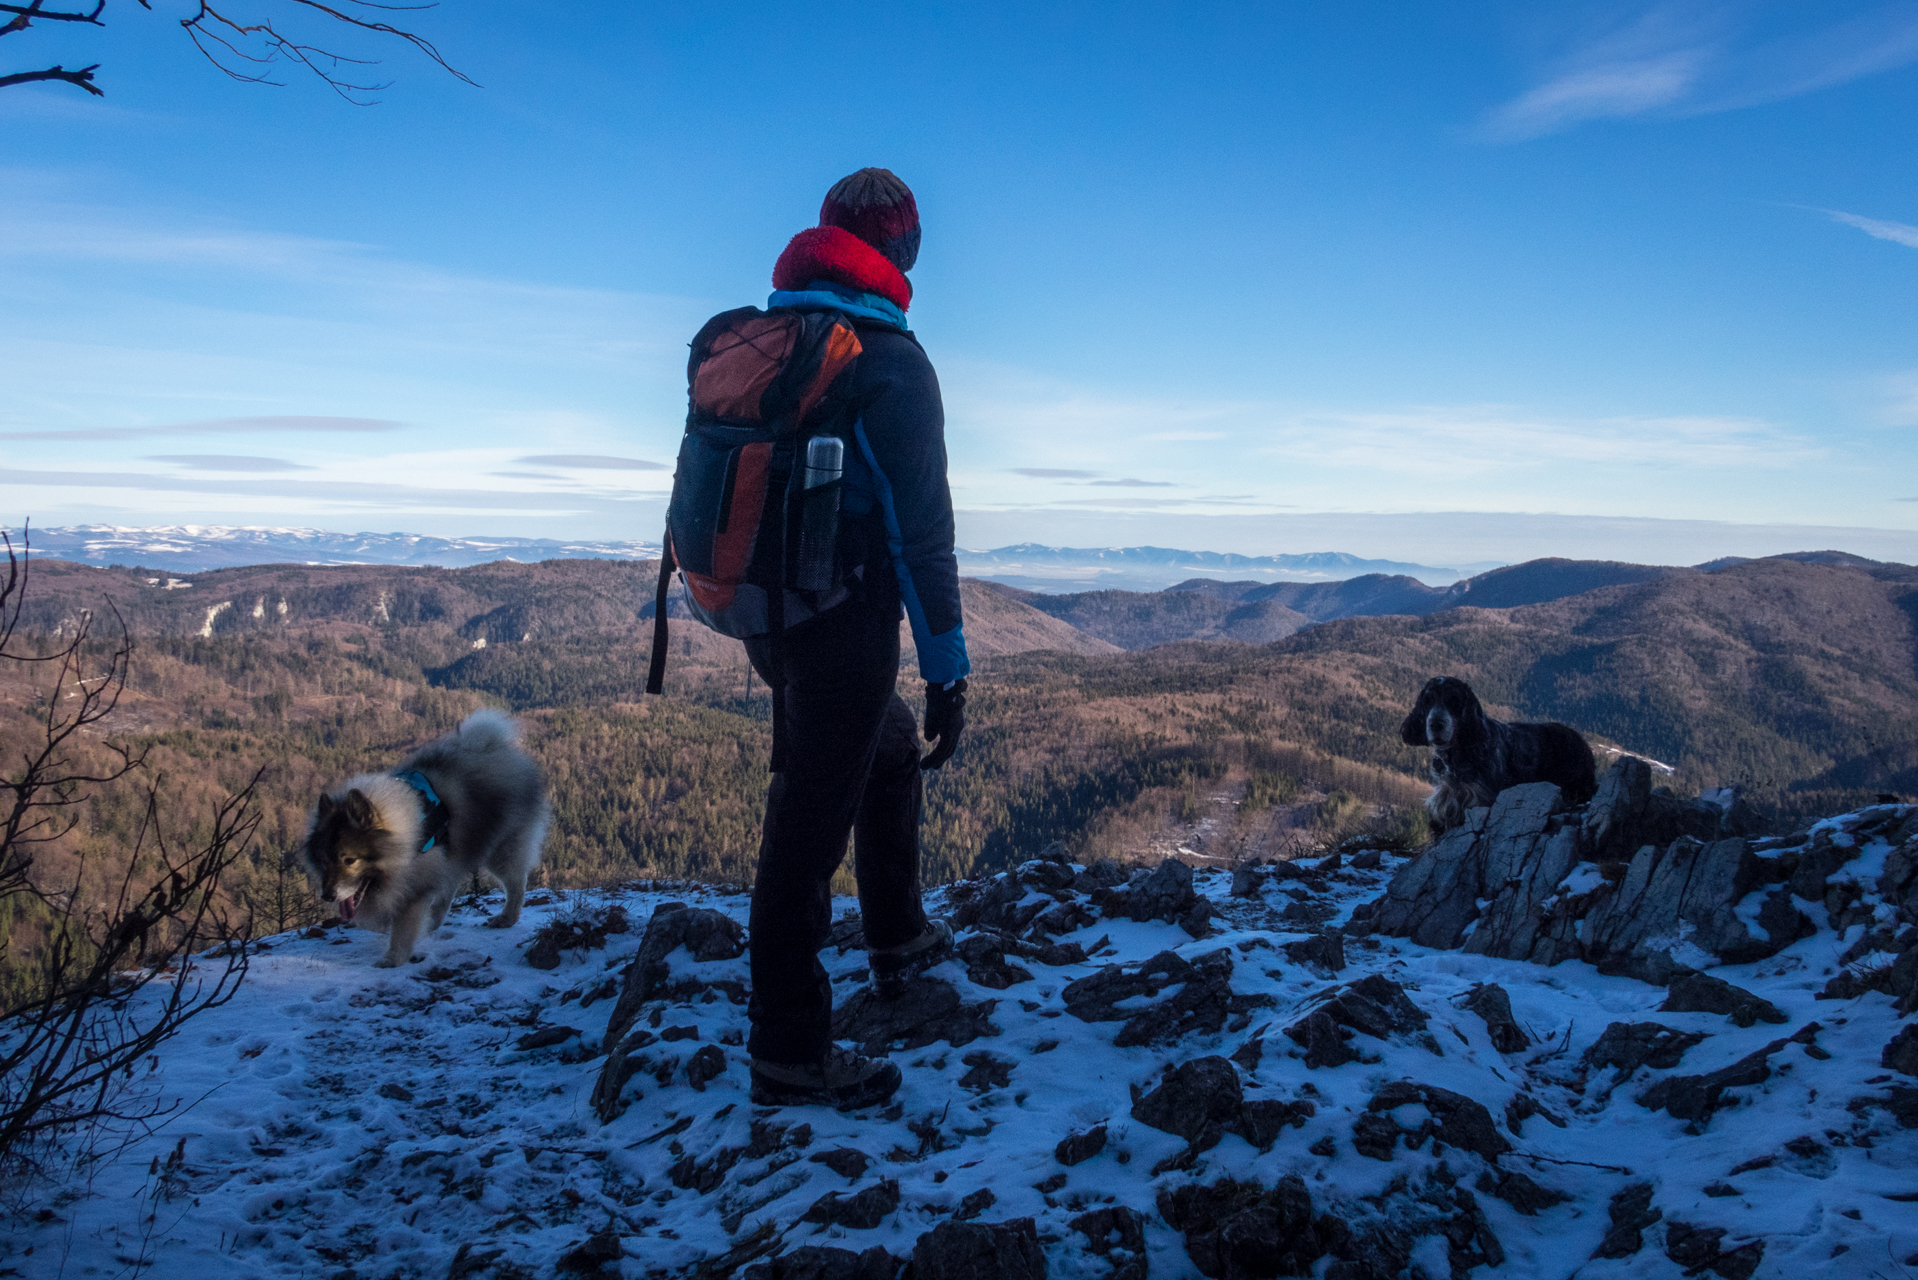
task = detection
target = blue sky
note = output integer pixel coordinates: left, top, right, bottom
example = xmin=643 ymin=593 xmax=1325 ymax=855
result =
xmin=4 ymin=0 xmax=1918 ymax=567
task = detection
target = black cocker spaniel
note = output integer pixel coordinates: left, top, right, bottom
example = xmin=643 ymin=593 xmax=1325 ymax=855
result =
xmin=1400 ymin=676 xmax=1597 ymax=836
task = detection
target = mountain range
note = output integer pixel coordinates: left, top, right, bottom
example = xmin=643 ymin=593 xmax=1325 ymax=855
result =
xmin=23 ymin=525 xmax=1481 ymax=590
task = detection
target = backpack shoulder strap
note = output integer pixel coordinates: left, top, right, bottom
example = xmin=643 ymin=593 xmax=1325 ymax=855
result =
xmin=645 ymin=530 xmax=677 ymax=696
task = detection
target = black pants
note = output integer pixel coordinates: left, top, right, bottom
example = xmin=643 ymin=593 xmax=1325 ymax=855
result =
xmin=743 ymin=597 xmax=929 ymax=1065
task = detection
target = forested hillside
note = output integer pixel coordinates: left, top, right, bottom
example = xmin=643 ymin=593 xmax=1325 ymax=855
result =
xmin=6 ymin=550 xmax=1914 ymax=1004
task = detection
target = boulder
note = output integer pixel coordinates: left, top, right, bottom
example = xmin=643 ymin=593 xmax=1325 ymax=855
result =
xmin=1094 ymin=857 xmax=1200 ymax=925
xmin=600 ymin=903 xmax=745 ymax=1051
xmin=1474 ymin=1168 xmax=1568 ymax=1216
xmin=831 ymin=978 xmax=999 ymax=1054
xmin=1131 ymin=1056 xmax=1243 ymax=1152
xmin=1368 ymin=764 xmax=1812 ymax=983
xmin=1069 ymin=1206 xmax=1147 ymax=1280
xmin=1593 ymin=1183 xmax=1661 ymax=1259
xmin=1461 ymin=984 xmax=1528 ymax=1053
xmin=1637 ymin=1040 xmax=1789 ymax=1121
xmin=910 ymin=1218 xmax=1046 ymax=1280
xmin=1583 ymin=1022 xmax=1708 ymax=1083
xmin=802 ymin=1180 xmax=901 ymax=1230
xmin=1283 ymin=974 xmax=1428 ymax=1060
xmin=1358 ymin=1080 xmax=1510 ymax=1160
xmin=1157 ymin=1175 xmax=1330 ymax=1280
xmin=743 ymin=1246 xmax=899 ymax=1280
xmin=1055 ymin=1125 xmax=1107 ymax=1166
xmin=1281 ymin=933 xmax=1345 ymax=975
xmin=1659 ymin=973 xmax=1786 ymax=1028
xmin=1884 ymin=1023 xmax=1918 ymax=1077
xmin=1064 ymin=949 xmax=1270 ymax=1047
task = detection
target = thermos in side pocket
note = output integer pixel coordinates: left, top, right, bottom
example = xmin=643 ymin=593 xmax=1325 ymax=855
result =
xmin=794 ymin=435 xmax=844 ymax=592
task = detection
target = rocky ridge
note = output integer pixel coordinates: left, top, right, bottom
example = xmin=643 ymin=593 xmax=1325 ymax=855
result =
xmin=10 ymin=783 xmax=1916 ymax=1280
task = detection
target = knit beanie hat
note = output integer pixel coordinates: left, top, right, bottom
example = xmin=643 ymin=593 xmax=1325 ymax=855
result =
xmin=819 ymin=168 xmax=920 ymax=274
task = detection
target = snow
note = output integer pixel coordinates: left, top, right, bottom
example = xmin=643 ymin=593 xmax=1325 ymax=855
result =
xmin=6 ymin=814 xmax=1916 ymax=1279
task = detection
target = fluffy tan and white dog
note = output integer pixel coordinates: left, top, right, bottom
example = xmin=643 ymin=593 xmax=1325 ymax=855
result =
xmin=299 ymin=709 xmax=548 ymax=967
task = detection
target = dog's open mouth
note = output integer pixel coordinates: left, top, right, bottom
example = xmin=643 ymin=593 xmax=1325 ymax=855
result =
xmin=338 ymin=884 xmax=368 ymax=923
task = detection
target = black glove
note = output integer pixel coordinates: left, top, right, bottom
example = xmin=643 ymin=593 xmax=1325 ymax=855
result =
xmin=920 ymin=678 xmax=967 ymax=771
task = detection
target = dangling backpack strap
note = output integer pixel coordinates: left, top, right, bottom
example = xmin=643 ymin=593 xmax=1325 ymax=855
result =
xmin=645 ymin=530 xmax=677 ymax=695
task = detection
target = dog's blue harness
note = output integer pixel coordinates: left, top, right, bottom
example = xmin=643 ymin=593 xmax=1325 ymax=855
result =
xmin=395 ymin=770 xmax=452 ymax=853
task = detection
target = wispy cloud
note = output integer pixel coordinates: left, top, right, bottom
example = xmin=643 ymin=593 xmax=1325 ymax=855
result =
xmin=1485 ymin=3 xmax=1918 ymax=142
xmin=1008 ymin=467 xmax=1100 ymax=479
xmin=145 ymin=455 xmax=315 ymax=472
xmin=0 ymin=416 xmax=404 ymax=442
xmin=1257 ymin=406 xmax=1815 ymax=474
xmin=515 ymin=454 xmax=668 ymax=470
xmin=1824 ymin=208 xmax=1918 ymax=249
xmin=1089 ymin=478 xmax=1177 ymax=488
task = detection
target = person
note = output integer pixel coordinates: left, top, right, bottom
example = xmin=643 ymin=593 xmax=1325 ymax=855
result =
xmin=742 ymin=168 xmax=968 ymax=1110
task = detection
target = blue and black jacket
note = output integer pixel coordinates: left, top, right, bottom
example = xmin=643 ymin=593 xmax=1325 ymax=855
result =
xmin=768 ymin=281 xmax=970 ymax=685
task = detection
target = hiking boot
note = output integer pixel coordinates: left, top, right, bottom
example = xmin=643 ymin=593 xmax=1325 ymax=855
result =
xmin=868 ymin=919 xmax=955 ymax=997
xmin=750 ymin=1047 xmax=902 ymax=1110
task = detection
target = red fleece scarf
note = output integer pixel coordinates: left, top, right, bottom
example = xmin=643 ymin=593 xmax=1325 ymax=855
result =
xmin=773 ymin=226 xmax=912 ymax=312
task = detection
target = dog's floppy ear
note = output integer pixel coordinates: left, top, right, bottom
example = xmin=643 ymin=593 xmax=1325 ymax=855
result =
xmin=1400 ymin=679 xmax=1436 ymax=745
xmin=343 ymin=788 xmax=376 ymax=828
xmin=1447 ymin=679 xmax=1489 ymax=744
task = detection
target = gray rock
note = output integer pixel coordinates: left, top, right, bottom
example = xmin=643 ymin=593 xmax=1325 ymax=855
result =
xmin=1055 ymin=1125 xmax=1107 ymax=1166
xmin=1583 ymin=1021 xmax=1708 ymax=1083
xmin=1284 ymin=973 xmax=1428 ymax=1049
xmin=1069 ymin=1206 xmax=1147 ymax=1280
xmin=600 ymin=903 xmax=745 ymax=1052
xmin=910 ymin=1218 xmax=1046 ymax=1280
xmin=954 ymin=933 xmax=1034 ymax=990
xmin=1594 ymin=1183 xmax=1660 ymax=1258
xmin=1095 ymin=857 xmax=1200 ymax=924
xmin=1157 ymin=1175 xmax=1328 ymax=1280
xmin=809 ymin=1148 xmax=871 ymax=1180
xmin=1064 ymin=950 xmax=1268 ymax=1047
xmin=743 ymin=1245 xmax=899 ymax=1280
xmin=1369 ymin=763 xmax=1813 ymax=982
xmin=1461 ymin=983 xmax=1529 ymax=1053
xmin=1284 ymin=1010 xmax=1357 ymax=1069
xmin=1883 ymin=1023 xmax=1918 ymax=1077
xmin=1637 ymin=1040 xmax=1789 ymax=1120
xmin=1132 ymin=1056 xmax=1243 ymax=1151
xmin=802 ymin=1180 xmax=901 ymax=1230
xmin=952 ymin=1188 xmax=994 ymax=1222
xmin=1368 ymin=804 xmax=1494 ymax=948
xmin=1660 ymin=973 xmax=1786 ymax=1028
xmin=1236 ymin=1098 xmax=1314 ymax=1152
xmin=1474 ymin=1169 xmax=1568 ymax=1216
xmin=831 ymin=978 xmax=1000 ymax=1054
xmin=1361 ymin=1080 xmax=1511 ymax=1159
xmin=686 ymin=1044 xmax=727 ymax=1091
xmin=1281 ymin=933 xmax=1346 ymax=974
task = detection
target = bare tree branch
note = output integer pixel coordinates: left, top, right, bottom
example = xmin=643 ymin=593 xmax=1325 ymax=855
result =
xmin=176 ymin=0 xmax=475 ymax=104
xmin=0 ymin=529 xmax=260 ymax=1183
xmin=2 ymin=0 xmax=470 ymax=102
xmin=0 ymin=63 xmax=101 ymax=92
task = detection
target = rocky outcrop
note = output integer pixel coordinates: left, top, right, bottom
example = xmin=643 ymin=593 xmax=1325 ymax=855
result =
xmin=1361 ymin=761 xmax=1827 ymax=983
xmin=591 ymin=902 xmax=746 ymax=1120
xmin=1063 ymin=949 xmax=1271 ymax=1047
xmin=910 ymin=1218 xmax=1046 ymax=1280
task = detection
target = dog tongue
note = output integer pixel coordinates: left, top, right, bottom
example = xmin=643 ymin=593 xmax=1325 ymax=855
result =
xmin=339 ymin=894 xmax=356 ymax=923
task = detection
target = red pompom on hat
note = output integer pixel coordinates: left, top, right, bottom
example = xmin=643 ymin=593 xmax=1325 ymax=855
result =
xmin=819 ymin=168 xmax=920 ymax=274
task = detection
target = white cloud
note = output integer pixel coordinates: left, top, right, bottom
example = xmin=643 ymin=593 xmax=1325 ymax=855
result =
xmin=1256 ymin=406 xmax=1816 ymax=474
xmin=1484 ymin=3 xmax=1918 ymax=142
xmin=1825 ymin=209 xmax=1918 ymax=250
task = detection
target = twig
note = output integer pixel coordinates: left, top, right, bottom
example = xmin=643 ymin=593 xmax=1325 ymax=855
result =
xmin=1510 ymin=1150 xmax=1634 ymax=1176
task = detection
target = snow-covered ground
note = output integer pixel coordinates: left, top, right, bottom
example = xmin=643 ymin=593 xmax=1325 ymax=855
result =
xmin=5 ymin=811 xmax=1914 ymax=1279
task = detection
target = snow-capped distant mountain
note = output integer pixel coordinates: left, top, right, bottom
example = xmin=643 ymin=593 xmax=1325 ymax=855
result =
xmin=956 ymin=543 xmax=1488 ymax=592
xmin=18 ymin=525 xmax=660 ymax=571
xmin=21 ymin=526 xmax=1488 ymax=588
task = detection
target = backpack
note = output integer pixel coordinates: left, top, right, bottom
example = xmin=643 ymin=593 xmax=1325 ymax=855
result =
xmin=645 ymin=305 xmax=864 ymax=695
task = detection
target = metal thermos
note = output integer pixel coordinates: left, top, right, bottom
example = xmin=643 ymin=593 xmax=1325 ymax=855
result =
xmin=795 ymin=435 xmax=843 ymax=591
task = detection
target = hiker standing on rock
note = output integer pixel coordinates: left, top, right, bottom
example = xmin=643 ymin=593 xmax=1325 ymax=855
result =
xmin=650 ymin=168 xmax=965 ymax=1108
